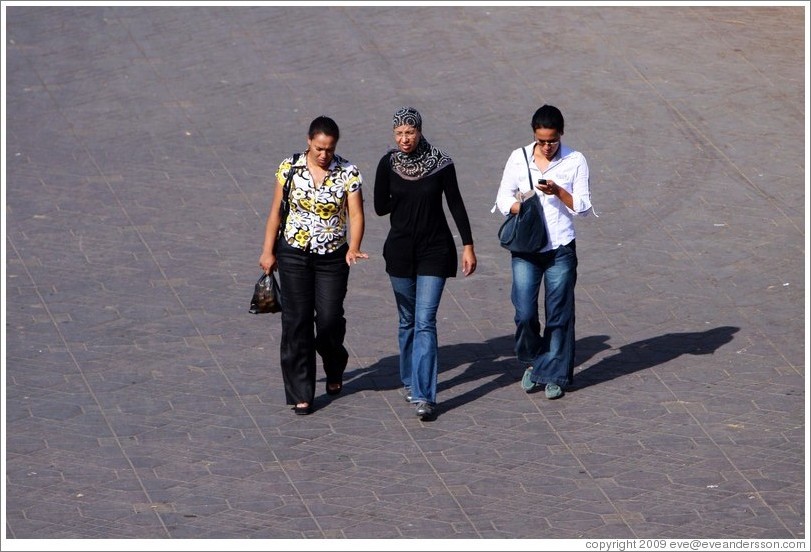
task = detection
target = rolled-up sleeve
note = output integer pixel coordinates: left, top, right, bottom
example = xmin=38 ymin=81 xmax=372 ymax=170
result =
xmin=569 ymin=153 xmax=593 ymax=216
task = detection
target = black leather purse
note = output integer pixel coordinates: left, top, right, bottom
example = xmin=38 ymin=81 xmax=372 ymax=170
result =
xmin=498 ymin=148 xmax=548 ymax=253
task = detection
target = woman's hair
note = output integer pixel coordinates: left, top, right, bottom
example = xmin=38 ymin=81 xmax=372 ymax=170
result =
xmin=531 ymin=105 xmax=564 ymax=134
xmin=308 ymin=115 xmax=340 ymax=141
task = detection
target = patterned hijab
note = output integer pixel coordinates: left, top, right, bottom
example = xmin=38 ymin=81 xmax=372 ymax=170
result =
xmin=389 ymin=107 xmax=453 ymax=180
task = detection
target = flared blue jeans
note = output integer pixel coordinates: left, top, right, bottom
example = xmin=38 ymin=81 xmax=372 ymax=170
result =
xmin=389 ymin=275 xmax=447 ymax=405
xmin=511 ymin=241 xmax=578 ymax=388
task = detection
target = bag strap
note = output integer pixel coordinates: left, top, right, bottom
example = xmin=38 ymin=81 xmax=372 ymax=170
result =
xmin=521 ymin=147 xmax=535 ymax=193
xmin=278 ymin=152 xmax=301 ymax=238
xmin=520 ymin=148 xmax=543 ymax=211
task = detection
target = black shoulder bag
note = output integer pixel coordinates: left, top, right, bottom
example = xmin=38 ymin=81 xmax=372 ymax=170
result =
xmin=497 ymin=148 xmax=549 ymax=253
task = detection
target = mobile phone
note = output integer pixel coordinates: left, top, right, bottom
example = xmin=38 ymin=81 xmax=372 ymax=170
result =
xmin=537 ymin=179 xmax=547 ymax=186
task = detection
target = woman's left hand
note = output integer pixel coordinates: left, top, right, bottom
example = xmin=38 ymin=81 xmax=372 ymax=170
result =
xmin=462 ymin=245 xmax=477 ymax=276
xmin=536 ymin=179 xmax=558 ymax=196
xmin=536 ymin=178 xmax=573 ymax=209
xmin=346 ymin=249 xmax=369 ymax=266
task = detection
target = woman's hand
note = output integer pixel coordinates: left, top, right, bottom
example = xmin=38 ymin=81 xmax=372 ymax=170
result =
xmin=536 ymin=179 xmax=558 ymax=195
xmin=346 ymin=249 xmax=369 ymax=266
xmin=462 ymin=245 xmax=477 ymax=276
xmin=535 ymin=179 xmax=573 ymax=209
xmin=259 ymin=251 xmax=276 ymax=274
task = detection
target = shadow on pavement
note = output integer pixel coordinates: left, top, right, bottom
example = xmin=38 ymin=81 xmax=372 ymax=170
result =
xmin=340 ymin=335 xmax=516 ymax=399
xmin=572 ymin=326 xmax=740 ymax=390
xmin=333 ymin=327 xmax=738 ymax=411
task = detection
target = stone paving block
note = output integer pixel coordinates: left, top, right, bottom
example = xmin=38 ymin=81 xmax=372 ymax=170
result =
xmin=4 ymin=4 xmax=807 ymax=544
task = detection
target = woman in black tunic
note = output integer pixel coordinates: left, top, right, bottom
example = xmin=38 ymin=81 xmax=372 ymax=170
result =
xmin=374 ymin=107 xmax=477 ymax=420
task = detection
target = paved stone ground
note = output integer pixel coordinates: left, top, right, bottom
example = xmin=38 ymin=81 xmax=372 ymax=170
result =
xmin=2 ymin=3 xmax=807 ymax=547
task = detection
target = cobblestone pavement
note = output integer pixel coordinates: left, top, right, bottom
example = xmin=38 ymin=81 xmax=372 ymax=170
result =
xmin=2 ymin=3 xmax=807 ymax=548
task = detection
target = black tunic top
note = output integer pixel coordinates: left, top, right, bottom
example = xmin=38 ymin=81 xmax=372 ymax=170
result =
xmin=374 ymin=153 xmax=474 ymax=278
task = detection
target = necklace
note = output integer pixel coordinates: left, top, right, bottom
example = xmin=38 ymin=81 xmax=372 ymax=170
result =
xmin=307 ymin=161 xmax=328 ymax=189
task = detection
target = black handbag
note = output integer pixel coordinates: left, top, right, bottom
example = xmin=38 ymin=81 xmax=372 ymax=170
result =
xmin=498 ymin=193 xmax=548 ymax=253
xmin=249 ymin=271 xmax=282 ymax=314
xmin=498 ymin=148 xmax=549 ymax=253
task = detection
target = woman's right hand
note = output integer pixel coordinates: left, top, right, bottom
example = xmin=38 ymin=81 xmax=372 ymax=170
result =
xmin=259 ymin=251 xmax=276 ymax=275
xmin=510 ymin=201 xmax=521 ymax=214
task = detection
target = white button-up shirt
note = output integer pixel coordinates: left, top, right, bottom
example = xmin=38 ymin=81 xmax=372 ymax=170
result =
xmin=494 ymin=142 xmax=593 ymax=252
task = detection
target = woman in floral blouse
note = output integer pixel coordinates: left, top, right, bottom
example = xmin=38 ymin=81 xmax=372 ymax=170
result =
xmin=259 ymin=116 xmax=368 ymax=415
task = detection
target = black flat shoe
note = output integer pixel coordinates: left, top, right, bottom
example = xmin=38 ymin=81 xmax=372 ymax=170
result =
xmin=326 ymin=382 xmax=343 ymax=396
xmin=416 ymin=402 xmax=436 ymax=420
xmin=293 ymin=404 xmax=313 ymax=415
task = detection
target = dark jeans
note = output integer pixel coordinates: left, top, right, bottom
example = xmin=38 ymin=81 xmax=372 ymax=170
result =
xmin=276 ymin=240 xmax=350 ymax=405
xmin=511 ymin=241 xmax=578 ymax=387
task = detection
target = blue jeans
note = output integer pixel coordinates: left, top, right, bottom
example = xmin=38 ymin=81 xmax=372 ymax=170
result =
xmin=389 ymin=275 xmax=447 ymax=405
xmin=511 ymin=241 xmax=578 ymax=388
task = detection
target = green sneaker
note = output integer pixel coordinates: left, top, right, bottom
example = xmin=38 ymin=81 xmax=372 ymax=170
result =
xmin=521 ymin=367 xmax=542 ymax=392
xmin=545 ymin=383 xmax=563 ymax=400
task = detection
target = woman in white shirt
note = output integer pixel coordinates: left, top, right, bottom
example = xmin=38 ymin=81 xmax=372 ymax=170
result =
xmin=494 ymin=105 xmax=594 ymax=400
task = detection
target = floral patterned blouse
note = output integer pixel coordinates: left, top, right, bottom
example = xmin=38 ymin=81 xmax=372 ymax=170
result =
xmin=275 ymin=153 xmax=362 ymax=254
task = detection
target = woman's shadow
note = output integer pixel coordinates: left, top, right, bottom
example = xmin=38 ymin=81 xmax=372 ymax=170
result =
xmin=571 ymin=325 xmax=739 ymax=391
xmin=339 ymin=335 xmax=523 ymax=403
xmin=336 ymin=326 xmax=739 ymax=413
